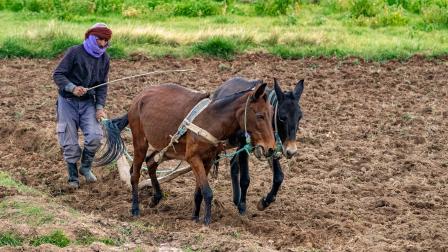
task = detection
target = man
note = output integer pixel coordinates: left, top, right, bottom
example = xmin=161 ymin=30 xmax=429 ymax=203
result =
xmin=53 ymin=23 xmax=112 ymax=189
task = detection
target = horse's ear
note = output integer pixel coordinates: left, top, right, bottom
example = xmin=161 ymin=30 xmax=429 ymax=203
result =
xmin=294 ymin=79 xmax=304 ymax=100
xmin=252 ymin=82 xmax=267 ymax=101
xmin=273 ymin=78 xmax=284 ymax=101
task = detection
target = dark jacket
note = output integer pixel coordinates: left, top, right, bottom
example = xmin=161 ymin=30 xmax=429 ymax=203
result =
xmin=53 ymin=45 xmax=109 ymax=109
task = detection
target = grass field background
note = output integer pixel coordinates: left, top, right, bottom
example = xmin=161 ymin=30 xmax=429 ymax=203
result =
xmin=0 ymin=0 xmax=447 ymax=60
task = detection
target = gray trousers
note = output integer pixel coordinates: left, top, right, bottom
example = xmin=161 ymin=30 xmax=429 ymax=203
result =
xmin=56 ymin=95 xmax=103 ymax=164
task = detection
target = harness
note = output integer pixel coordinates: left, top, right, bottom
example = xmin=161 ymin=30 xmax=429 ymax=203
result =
xmin=154 ymin=98 xmax=215 ymax=163
xmin=266 ymin=87 xmax=284 ymax=159
xmin=155 ymin=93 xmax=254 ymax=164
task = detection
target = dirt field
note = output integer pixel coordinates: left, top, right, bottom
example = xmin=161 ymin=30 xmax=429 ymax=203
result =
xmin=0 ymin=54 xmax=447 ymax=251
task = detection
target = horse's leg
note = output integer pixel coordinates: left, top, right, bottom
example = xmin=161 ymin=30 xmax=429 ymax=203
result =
xmin=237 ymin=150 xmax=250 ymax=215
xmin=230 ymin=153 xmax=241 ymax=208
xmin=189 ymin=156 xmax=213 ymax=225
xmin=192 ymin=183 xmax=203 ymax=222
xmin=258 ymin=158 xmax=284 ymax=211
xmin=145 ymin=153 xmax=163 ymax=208
xmin=130 ymin=140 xmax=148 ymax=216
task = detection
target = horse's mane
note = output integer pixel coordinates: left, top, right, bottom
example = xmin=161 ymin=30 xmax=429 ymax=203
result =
xmin=211 ymin=87 xmax=254 ymax=108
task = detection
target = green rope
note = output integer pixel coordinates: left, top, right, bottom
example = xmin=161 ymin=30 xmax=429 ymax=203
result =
xmin=273 ymin=132 xmax=283 ymax=159
xmin=272 ymin=101 xmax=284 ymax=159
xmin=214 ymin=134 xmax=253 ymax=164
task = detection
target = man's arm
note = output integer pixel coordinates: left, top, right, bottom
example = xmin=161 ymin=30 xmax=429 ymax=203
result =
xmin=53 ymin=48 xmax=76 ymax=92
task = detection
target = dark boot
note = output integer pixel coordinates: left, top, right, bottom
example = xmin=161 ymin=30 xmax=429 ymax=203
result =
xmin=80 ymin=149 xmax=97 ymax=183
xmin=66 ymin=163 xmax=79 ymax=189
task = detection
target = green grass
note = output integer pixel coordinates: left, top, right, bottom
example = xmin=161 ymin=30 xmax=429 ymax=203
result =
xmin=0 ymin=171 xmax=37 ymax=195
xmin=74 ymin=228 xmax=121 ymax=246
xmin=0 ymin=200 xmax=55 ymax=226
xmin=192 ymin=36 xmax=238 ymax=59
xmin=0 ymin=0 xmax=447 ymax=60
xmin=0 ymin=232 xmax=24 ymax=247
xmin=98 ymin=237 xmax=121 ymax=246
xmin=30 ymin=230 xmax=70 ymax=248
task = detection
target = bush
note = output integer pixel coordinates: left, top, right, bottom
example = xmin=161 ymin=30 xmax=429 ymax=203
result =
xmin=24 ymin=0 xmax=53 ymax=12
xmin=94 ymin=0 xmax=123 ymax=14
xmin=422 ymin=4 xmax=448 ymax=27
xmin=373 ymin=5 xmax=408 ymax=26
xmin=386 ymin=0 xmax=448 ymax=14
xmin=61 ymin=0 xmax=96 ymax=16
xmin=320 ymin=0 xmax=351 ymax=13
xmin=192 ymin=36 xmax=237 ymax=59
xmin=385 ymin=0 xmax=409 ymax=7
xmin=255 ymin=0 xmax=297 ymax=16
xmin=5 ymin=0 xmax=25 ymax=12
xmin=147 ymin=0 xmax=176 ymax=10
xmin=350 ymin=0 xmax=382 ymax=17
xmin=172 ymin=0 xmax=221 ymax=17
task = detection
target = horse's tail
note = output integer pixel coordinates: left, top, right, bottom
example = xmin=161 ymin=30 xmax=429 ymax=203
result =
xmin=94 ymin=113 xmax=129 ymax=167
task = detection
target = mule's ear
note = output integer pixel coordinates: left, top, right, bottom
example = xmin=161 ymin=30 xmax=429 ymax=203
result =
xmin=273 ymin=78 xmax=284 ymax=101
xmin=294 ymin=79 xmax=304 ymax=100
xmin=252 ymin=83 xmax=267 ymax=101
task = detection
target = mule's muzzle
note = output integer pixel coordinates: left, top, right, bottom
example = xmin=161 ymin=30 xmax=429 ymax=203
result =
xmin=254 ymin=145 xmax=264 ymax=160
xmin=283 ymin=141 xmax=298 ymax=159
xmin=254 ymin=146 xmax=275 ymax=160
xmin=285 ymin=149 xmax=297 ymax=159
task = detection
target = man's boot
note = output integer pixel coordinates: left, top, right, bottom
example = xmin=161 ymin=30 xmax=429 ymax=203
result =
xmin=80 ymin=149 xmax=97 ymax=183
xmin=67 ymin=163 xmax=79 ymax=189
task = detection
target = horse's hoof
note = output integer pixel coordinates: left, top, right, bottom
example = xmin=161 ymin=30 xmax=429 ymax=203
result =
xmin=257 ymin=197 xmax=268 ymax=211
xmin=203 ymin=216 xmax=211 ymax=225
xmin=67 ymin=181 xmax=79 ymax=190
xmin=192 ymin=216 xmax=200 ymax=223
xmin=148 ymin=200 xmax=158 ymax=208
xmin=149 ymin=194 xmax=163 ymax=208
xmin=238 ymin=203 xmax=247 ymax=215
xmin=131 ymin=208 xmax=140 ymax=216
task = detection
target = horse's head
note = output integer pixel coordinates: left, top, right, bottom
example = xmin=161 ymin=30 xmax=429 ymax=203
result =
xmin=273 ymin=78 xmax=304 ymax=159
xmin=238 ymin=82 xmax=276 ymax=159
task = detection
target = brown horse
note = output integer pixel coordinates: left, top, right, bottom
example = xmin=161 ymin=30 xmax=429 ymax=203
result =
xmin=97 ymin=82 xmax=275 ymax=224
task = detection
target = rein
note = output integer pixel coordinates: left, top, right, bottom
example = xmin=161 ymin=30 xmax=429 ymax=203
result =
xmin=273 ymin=104 xmax=284 ymax=159
xmin=267 ymin=88 xmax=284 ymax=159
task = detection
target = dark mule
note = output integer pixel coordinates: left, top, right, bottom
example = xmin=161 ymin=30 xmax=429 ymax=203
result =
xmin=212 ymin=77 xmax=304 ymax=214
xmin=96 ymin=83 xmax=275 ymax=224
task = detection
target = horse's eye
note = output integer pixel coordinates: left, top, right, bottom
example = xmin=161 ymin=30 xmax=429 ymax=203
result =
xmin=256 ymin=114 xmax=265 ymax=120
xmin=279 ymin=116 xmax=287 ymax=122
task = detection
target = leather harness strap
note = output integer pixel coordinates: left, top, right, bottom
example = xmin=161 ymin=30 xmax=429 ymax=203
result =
xmin=185 ymin=120 xmax=222 ymax=146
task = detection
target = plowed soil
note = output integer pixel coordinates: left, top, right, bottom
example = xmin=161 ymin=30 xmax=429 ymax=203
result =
xmin=0 ymin=54 xmax=447 ymax=251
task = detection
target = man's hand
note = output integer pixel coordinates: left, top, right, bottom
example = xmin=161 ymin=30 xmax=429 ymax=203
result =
xmin=73 ymin=86 xmax=87 ymax=97
xmin=96 ymin=109 xmax=106 ymax=121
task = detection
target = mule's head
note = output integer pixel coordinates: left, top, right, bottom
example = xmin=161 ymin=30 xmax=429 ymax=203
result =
xmin=238 ymin=82 xmax=276 ymax=159
xmin=273 ymin=78 xmax=304 ymax=159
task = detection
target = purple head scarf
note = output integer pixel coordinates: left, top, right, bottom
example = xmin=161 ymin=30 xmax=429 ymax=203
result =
xmin=83 ymin=34 xmax=109 ymax=58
